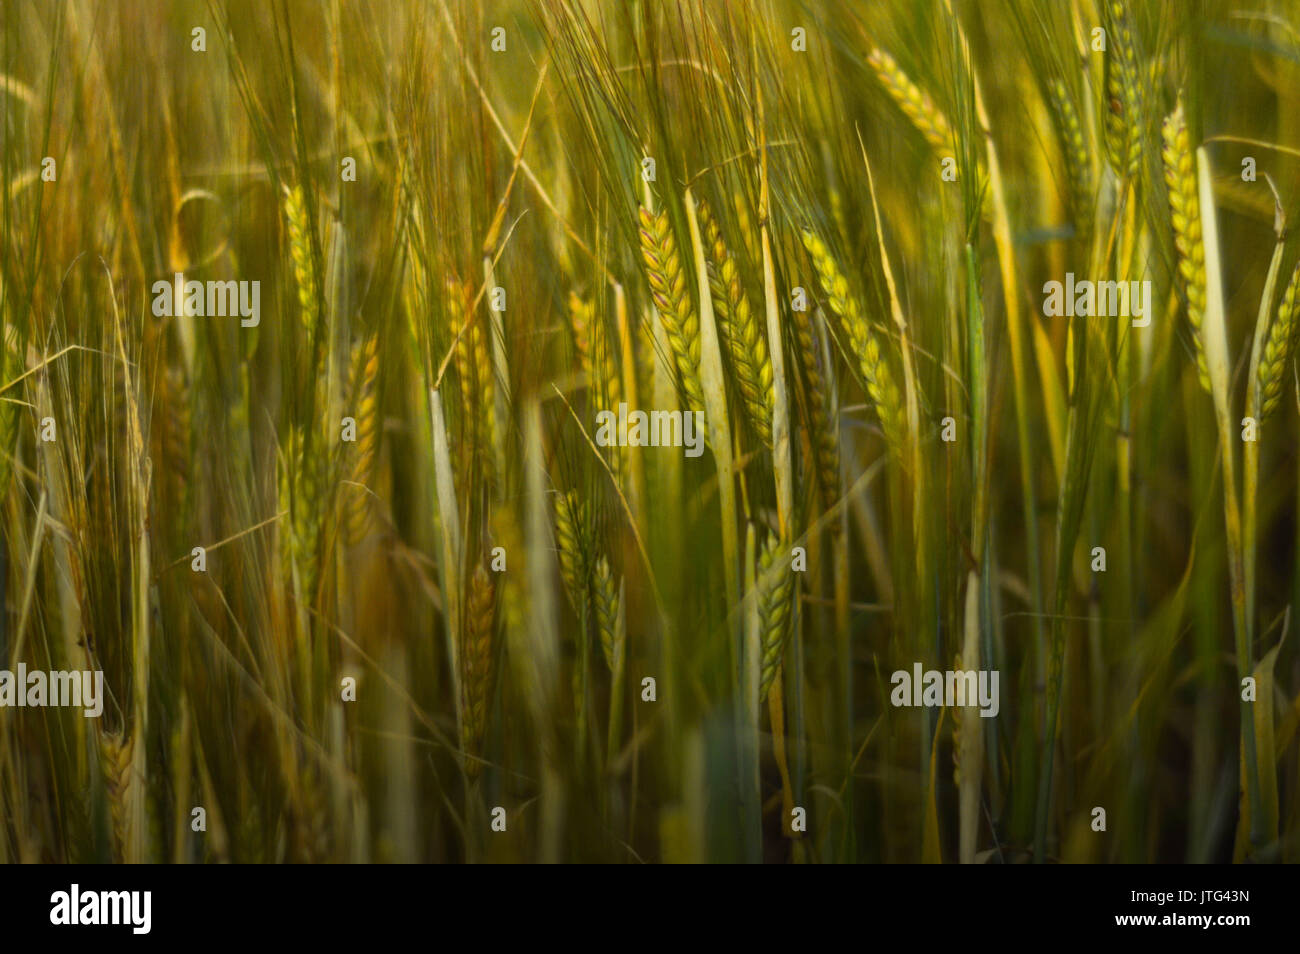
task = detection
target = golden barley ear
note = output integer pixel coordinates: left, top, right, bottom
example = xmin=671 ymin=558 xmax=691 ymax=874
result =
xmin=461 ymin=563 xmax=497 ymax=781
xmin=697 ymin=197 xmax=774 ymax=449
xmin=867 ymin=46 xmax=954 ymax=154
xmin=800 ymin=227 xmax=904 ymax=452
xmin=279 ymin=425 xmax=325 ymax=606
xmin=343 ymin=333 xmax=380 ymax=546
xmin=553 ymin=488 xmax=590 ymax=612
xmin=282 ymin=184 xmax=320 ymax=341
xmin=1161 ymin=97 xmax=1212 ymax=393
xmin=98 ymin=729 xmax=139 ymax=861
xmin=637 ymin=204 xmax=707 ymax=415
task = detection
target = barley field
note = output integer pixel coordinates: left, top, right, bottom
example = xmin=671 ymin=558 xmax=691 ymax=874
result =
xmin=1 ymin=0 xmax=1298 ymax=864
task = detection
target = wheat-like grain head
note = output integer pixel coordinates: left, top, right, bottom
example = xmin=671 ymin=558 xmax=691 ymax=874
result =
xmin=800 ymin=227 xmax=904 ymax=451
xmin=637 ymin=205 xmax=707 ymax=415
xmin=1102 ymin=0 xmax=1144 ymax=179
xmin=461 ymin=563 xmax=497 ymax=781
xmin=554 ymin=488 xmax=591 ymax=613
xmin=1161 ymin=97 xmax=1212 ymax=392
xmin=1047 ymin=78 xmax=1093 ymax=243
xmin=757 ymin=531 xmax=795 ymax=701
xmin=282 ymin=184 xmax=320 ymax=341
xmin=343 ymin=333 xmax=379 ymax=545
xmin=867 ymin=46 xmax=954 ymax=153
xmin=1258 ymin=261 xmax=1300 ymax=421
xmin=592 ymin=554 xmax=622 ymax=672
xmin=697 ymin=197 xmax=774 ymax=449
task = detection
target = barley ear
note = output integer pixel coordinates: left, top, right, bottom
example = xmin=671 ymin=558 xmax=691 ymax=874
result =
xmin=554 ymin=489 xmax=590 ymax=613
xmin=593 ymin=555 xmax=623 ymax=673
xmin=1046 ymin=79 xmax=1093 ymax=243
xmin=461 ymin=563 xmax=497 ymax=781
xmin=800 ymin=227 xmax=903 ymax=451
xmin=757 ymin=532 xmax=795 ymax=701
xmin=697 ymin=197 xmax=774 ymax=448
xmin=1161 ymin=98 xmax=1212 ymax=393
xmin=867 ymin=46 xmax=954 ymax=153
xmin=1102 ymin=0 xmax=1144 ymax=179
xmin=637 ymin=205 xmax=707 ymax=415
xmin=283 ymin=184 xmax=320 ymax=342
xmin=343 ymin=333 xmax=380 ymax=545
xmin=1258 ymin=262 xmax=1300 ymax=421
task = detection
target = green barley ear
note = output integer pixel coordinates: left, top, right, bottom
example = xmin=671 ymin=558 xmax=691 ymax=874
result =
xmin=343 ymin=333 xmax=379 ymax=545
xmin=792 ymin=304 xmax=841 ymax=524
xmin=697 ymin=197 xmax=773 ymax=449
xmin=1102 ymin=0 xmax=1143 ymax=179
xmin=1046 ymin=78 xmax=1093 ymax=243
xmin=1258 ymin=261 xmax=1300 ymax=421
xmin=592 ymin=555 xmax=623 ymax=672
xmin=757 ymin=531 xmax=795 ymax=701
xmin=461 ymin=563 xmax=497 ymax=781
xmin=554 ymin=488 xmax=591 ymax=611
xmin=1161 ymin=97 xmax=1212 ymax=392
xmin=800 ymin=227 xmax=903 ymax=451
xmin=554 ymin=486 xmax=596 ymax=751
xmin=637 ymin=205 xmax=706 ymax=415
